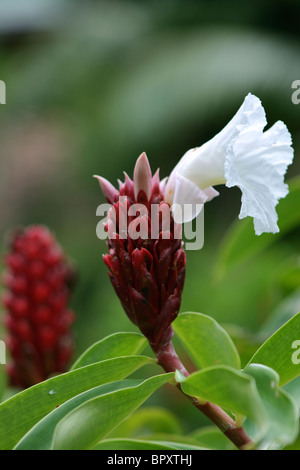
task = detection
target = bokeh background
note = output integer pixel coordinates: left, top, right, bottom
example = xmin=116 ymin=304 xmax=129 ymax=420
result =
xmin=0 ymin=0 xmax=300 ymax=446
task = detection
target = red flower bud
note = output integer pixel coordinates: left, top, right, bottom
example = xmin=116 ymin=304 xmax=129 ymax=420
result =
xmin=2 ymin=226 xmax=76 ymax=389
xmin=96 ymin=153 xmax=186 ymax=352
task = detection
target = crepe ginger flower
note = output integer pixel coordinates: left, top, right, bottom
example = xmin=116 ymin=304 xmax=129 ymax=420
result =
xmin=95 ymin=154 xmax=186 ymax=360
xmin=2 ymin=226 xmax=75 ymax=388
xmin=165 ymin=93 xmax=294 ymax=235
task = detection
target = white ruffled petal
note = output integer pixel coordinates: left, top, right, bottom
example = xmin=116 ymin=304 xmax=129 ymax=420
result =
xmin=165 ymin=93 xmax=293 ymax=235
xmin=166 ymin=93 xmax=267 ymax=192
xmin=203 ymin=186 xmax=220 ymax=202
xmin=225 ymin=120 xmax=293 ymax=235
xmin=171 ymin=173 xmax=206 ymax=223
xmin=170 ymin=173 xmax=218 ymax=223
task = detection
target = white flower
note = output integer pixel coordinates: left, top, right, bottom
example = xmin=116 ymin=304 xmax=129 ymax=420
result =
xmin=165 ymin=93 xmax=294 ymax=235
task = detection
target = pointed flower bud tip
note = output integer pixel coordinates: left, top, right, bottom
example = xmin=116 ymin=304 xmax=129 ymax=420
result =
xmin=94 ymin=175 xmax=119 ymax=204
xmin=133 ymin=152 xmax=152 ymax=201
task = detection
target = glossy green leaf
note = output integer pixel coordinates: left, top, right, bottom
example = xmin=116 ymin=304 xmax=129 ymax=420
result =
xmin=0 ymin=367 xmax=6 ymax=403
xmin=93 ymin=438 xmax=177 ymax=450
xmin=93 ymin=438 xmax=207 ymax=450
xmin=188 ymin=426 xmax=236 ymax=450
xmin=71 ymin=332 xmax=147 ymax=369
xmin=284 ymin=377 xmax=300 ymax=408
xmin=108 ymin=407 xmax=182 ymax=438
xmin=16 ymin=403 xmax=182 ymax=450
xmin=15 ymin=380 xmax=139 ymax=450
xmin=178 ymin=365 xmax=266 ymax=440
xmin=173 ymin=312 xmax=240 ymax=369
xmin=244 ymin=364 xmax=299 ymax=449
xmin=284 ymin=433 xmax=300 ymax=451
xmin=0 ymin=355 xmax=154 ymax=450
xmin=134 ymin=432 xmax=213 ymax=447
xmin=216 ymin=177 xmax=300 ymax=277
xmin=247 ymin=312 xmax=300 ymax=386
xmin=52 ymin=373 xmax=173 ymax=450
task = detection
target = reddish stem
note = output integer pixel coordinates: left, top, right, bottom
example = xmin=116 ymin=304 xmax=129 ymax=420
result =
xmin=152 ymin=342 xmax=253 ymax=450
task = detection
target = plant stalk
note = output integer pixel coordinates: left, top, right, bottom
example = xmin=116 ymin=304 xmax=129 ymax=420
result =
xmin=152 ymin=341 xmax=253 ymax=450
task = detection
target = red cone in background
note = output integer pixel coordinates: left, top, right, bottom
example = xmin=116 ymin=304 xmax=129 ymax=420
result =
xmin=2 ymin=226 xmax=75 ymax=388
xmin=95 ymin=153 xmax=186 ymax=354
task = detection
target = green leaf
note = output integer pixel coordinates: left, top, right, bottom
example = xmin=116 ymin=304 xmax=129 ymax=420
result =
xmin=284 ymin=377 xmax=300 ymax=408
xmin=247 ymin=312 xmax=300 ymax=386
xmin=0 ymin=355 xmax=154 ymax=450
xmin=92 ymin=438 xmax=207 ymax=450
xmin=15 ymin=380 xmax=139 ymax=450
xmin=173 ymin=312 xmax=240 ymax=369
xmin=179 ymin=364 xmax=299 ymax=448
xmin=216 ymin=177 xmax=300 ymax=277
xmin=52 ymin=373 xmax=173 ymax=450
xmin=133 ymin=432 xmax=213 ymax=448
xmin=284 ymin=433 xmax=300 ymax=451
xmin=178 ymin=365 xmax=266 ymax=440
xmin=0 ymin=366 xmax=6 ymax=403
xmin=108 ymin=407 xmax=182 ymax=438
xmin=71 ymin=332 xmax=147 ymax=369
xmin=92 ymin=438 xmax=177 ymax=450
xmin=188 ymin=426 xmax=236 ymax=450
xmin=244 ymin=364 xmax=299 ymax=449
xmin=175 ymin=370 xmax=186 ymax=383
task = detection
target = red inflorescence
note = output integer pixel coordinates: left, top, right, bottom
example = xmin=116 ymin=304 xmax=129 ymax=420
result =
xmin=96 ymin=153 xmax=186 ymax=353
xmin=2 ymin=226 xmax=75 ymax=388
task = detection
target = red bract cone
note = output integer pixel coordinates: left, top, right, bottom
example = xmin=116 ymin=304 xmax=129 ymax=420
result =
xmin=2 ymin=226 xmax=75 ymax=388
xmin=95 ymin=153 xmax=186 ymax=354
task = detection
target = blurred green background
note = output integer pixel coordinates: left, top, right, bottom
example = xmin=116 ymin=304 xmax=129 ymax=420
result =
xmin=0 ymin=0 xmax=300 ymax=443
